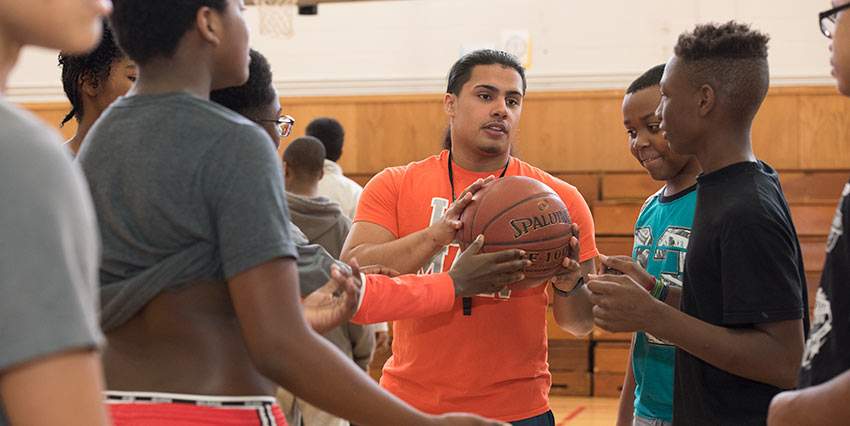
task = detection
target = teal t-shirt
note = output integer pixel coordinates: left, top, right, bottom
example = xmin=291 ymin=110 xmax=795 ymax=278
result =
xmin=631 ymin=184 xmax=697 ymax=422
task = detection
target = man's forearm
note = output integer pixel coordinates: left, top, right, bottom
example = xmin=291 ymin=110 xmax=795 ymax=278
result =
xmin=648 ymin=305 xmax=802 ymax=389
xmin=352 ymin=273 xmax=456 ymax=324
xmin=344 ymin=228 xmax=446 ymax=274
xmin=552 ymin=259 xmax=595 ymax=336
xmin=552 ymin=286 xmax=593 ymax=336
xmin=768 ymin=370 xmax=850 ymax=426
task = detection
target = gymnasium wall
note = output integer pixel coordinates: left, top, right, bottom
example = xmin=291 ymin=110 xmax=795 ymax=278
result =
xmin=6 ymin=0 xmax=832 ymax=101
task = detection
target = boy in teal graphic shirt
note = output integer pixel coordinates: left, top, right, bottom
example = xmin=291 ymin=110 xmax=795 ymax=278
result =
xmin=614 ymin=64 xmax=701 ymax=426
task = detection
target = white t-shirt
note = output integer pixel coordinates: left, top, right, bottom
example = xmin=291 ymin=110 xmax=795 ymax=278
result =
xmin=317 ymin=159 xmax=363 ymax=220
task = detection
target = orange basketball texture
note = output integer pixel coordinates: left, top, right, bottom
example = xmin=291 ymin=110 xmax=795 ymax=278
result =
xmin=458 ymin=176 xmax=573 ymax=289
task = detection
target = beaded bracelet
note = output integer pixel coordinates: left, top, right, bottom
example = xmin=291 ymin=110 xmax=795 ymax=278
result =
xmin=649 ymin=278 xmax=668 ymax=301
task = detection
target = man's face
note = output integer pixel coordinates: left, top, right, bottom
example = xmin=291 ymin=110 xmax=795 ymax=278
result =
xmin=657 ymin=56 xmax=703 ymax=156
xmin=830 ymin=0 xmax=850 ymax=95
xmin=0 ymin=0 xmax=110 ymax=54
xmin=445 ymin=64 xmax=524 ymax=160
xmin=211 ymin=0 xmax=251 ymax=90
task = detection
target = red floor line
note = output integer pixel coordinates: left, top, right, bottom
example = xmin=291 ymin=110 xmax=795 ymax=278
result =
xmin=556 ymin=406 xmax=586 ymax=426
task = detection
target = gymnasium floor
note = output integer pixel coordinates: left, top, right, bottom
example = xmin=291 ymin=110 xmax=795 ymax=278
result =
xmin=549 ymin=397 xmax=619 ymax=426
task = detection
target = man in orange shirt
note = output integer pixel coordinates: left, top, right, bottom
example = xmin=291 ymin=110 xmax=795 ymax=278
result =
xmin=342 ymin=49 xmax=598 ymax=425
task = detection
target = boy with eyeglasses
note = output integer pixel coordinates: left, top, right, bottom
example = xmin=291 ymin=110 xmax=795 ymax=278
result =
xmin=767 ymin=2 xmax=850 ymax=424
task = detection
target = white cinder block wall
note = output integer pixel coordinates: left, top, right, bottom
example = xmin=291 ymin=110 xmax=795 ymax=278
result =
xmin=6 ymin=0 xmax=833 ymax=101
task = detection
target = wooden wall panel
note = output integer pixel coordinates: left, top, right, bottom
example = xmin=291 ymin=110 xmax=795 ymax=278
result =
xmin=520 ymin=92 xmax=639 ymax=173
xmin=21 ymin=103 xmax=77 ymax=141
xmin=601 ymin=172 xmax=662 ymax=200
xmin=592 ymin=202 xmax=643 ymax=236
xmin=593 ymin=342 xmax=631 ymax=373
xmin=18 ymin=86 xmax=850 ymax=175
xmin=593 ymin=372 xmax=626 ymax=397
xmin=281 ymin=95 xmax=447 ymax=175
xmin=592 ymin=327 xmax=632 ymax=342
xmin=550 ymin=371 xmax=592 ymax=396
xmin=552 ymin=173 xmax=600 ymax=204
xmin=752 ymin=93 xmax=801 ymax=169
xmin=799 ymin=92 xmax=850 ymax=169
xmin=780 ymin=172 xmax=848 ymax=202
xmin=594 ymin=237 xmax=634 ymax=258
xmin=791 ymin=204 xmax=836 ymax=237
xmin=549 ymin=340 xmax=591 ymax=372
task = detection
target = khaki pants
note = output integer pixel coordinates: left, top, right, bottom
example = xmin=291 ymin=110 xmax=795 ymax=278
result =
xmin=277 ymin=387 xmax=350 ymax=426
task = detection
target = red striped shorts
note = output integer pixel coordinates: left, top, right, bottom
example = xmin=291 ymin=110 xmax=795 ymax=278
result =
xmin=105 ymin=391 xmax=288 ymax=426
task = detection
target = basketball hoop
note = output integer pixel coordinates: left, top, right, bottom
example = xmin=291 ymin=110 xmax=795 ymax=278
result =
xmin=257 ymin=0 xmax=298 ymax=38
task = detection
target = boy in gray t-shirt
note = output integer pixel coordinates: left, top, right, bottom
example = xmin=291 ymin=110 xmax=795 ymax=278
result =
xmin=0 ymin=2 xmax=111 ymax=425
xmin=81 ymin=1 xmax=504 ymax=425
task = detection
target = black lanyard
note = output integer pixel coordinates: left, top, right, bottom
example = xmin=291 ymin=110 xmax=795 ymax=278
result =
xmin=448 ymin=150 xmax=510 ymax=315
xmin=447 ymin=151 xmax=511 ymax=201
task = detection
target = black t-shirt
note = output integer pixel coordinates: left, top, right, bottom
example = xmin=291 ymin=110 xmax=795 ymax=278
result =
xmin=799 ymin=178 xmax=850 ymax=387
xmin=673 ymin=161 xmax=809 ymax=426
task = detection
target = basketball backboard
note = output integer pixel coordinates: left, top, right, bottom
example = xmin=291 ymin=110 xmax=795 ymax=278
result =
xmin=247 ymin=0 xmax=403 ymax=38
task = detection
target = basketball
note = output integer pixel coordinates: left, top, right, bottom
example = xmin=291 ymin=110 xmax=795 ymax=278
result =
xmin=459 ymin=176 xmax=573 ymax=289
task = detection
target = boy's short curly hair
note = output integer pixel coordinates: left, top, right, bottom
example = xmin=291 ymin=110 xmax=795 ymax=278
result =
xmin=305 ymin=118 xmax=345 ymax=162
xmin=626 ymin=64 xmax=666 ymax=95
xmin=109 ymin=0 xmax=227 ymax=65
xmin=209 ymin=49 xmax=276 ymax=115
xmin=674 ymin=21 xmax=770 ymax=123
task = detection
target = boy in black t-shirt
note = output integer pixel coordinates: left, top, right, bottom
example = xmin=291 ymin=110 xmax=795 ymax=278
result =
xmin=587 ymin=22 xmax=808 ymax=425
xmin=768 ymin=2 xmax=850 ymax=425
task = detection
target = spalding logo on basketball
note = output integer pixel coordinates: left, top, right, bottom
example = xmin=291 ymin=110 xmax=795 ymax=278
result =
xmin=459 ymin=176 xmax=573 ymax=289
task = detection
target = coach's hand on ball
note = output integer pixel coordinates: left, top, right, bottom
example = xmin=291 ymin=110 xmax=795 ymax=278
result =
xmin=550 ymin=223 xmax=582 ymax=292
xmin=426 ymin=177 xmax=495 ymax=247
xmin=587 ymin=267 xmax=663 ymax=333
xmin=449 ymin=234 xmax=531 ymax=297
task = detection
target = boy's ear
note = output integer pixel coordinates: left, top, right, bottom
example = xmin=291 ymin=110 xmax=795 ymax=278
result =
xmin=697 ymin=83 xmax=716 ymax=117
xmin=80 ymin=72 xmax=99 ymax=98
xmin=196 ymin=6 xmax=223 ymax=47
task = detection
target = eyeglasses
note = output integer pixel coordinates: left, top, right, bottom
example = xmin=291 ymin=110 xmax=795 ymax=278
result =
xmin=820 ymin=3 xmax=850 ymax=39
xmin=256 ymin=115 xmax=295 ymax=138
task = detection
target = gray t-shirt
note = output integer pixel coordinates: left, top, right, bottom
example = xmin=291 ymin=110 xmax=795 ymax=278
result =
xmin=79 ymin=92 xmax=298 ymax=331
xmin=289 ymin=222 xmax=345 ymax=296
xmin=0 ymin=100 xmax=102 ymax=424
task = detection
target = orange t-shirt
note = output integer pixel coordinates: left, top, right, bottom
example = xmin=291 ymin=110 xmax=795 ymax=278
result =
xmin=354 ymin=150 xmax=598 ymax=421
